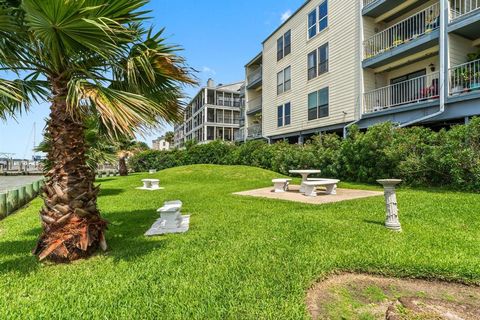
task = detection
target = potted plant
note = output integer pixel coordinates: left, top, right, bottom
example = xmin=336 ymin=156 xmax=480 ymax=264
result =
xmin=393 ymin=37 xmax=403 ymax=47
xmin=470 ymin=72 xmax=480 ymax=91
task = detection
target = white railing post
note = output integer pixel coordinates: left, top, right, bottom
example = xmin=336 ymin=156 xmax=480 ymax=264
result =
xmin=363 ymin=3 xmax=440 ymax=59
xmin=449 ymin=59 xmax=480 ymax=95
xmin=450 ymin=0 xmax=480 ymax=20
xmin=363 ymin=73 xmax=441 ymax=113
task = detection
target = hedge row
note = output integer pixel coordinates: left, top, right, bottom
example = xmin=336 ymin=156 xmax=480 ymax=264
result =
xmin=130 ymin=119 xmax=480 ymax=191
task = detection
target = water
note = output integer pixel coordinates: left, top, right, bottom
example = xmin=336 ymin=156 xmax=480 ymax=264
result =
xmin=0 ymin=176 xmax=43 ymax=193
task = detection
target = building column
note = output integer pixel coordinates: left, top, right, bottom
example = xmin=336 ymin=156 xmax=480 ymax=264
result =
xmin=298 ymin=135 xmax=304 ymax=145
xmin=440 ymin=0 xmax=450 ymax=106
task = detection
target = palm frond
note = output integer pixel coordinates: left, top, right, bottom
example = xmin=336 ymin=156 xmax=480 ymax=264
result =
xmin=67 ymin=79 xmax=183 ymax=137
xmin=0 ymin=78 xmax=49 ymax=120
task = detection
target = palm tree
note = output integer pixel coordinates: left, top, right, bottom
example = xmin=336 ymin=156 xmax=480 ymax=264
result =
xmin=37 ymin=117 xmax=117 ymax=171
xmin=164 ymin=131 xmax=174 ymax=145
xmin=0 ymin=0 xmax=196 ymax=262
xmin=116 ymin=138 xmax=149 ymax=176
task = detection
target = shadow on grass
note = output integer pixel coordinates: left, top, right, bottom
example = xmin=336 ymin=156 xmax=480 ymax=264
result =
xmin=0 ymin=208 xmax=166 ymax=275
xmin=99 ymin=188 xmax=125 ymax=197
xmin=0 ymin=239 xmax=39 ymax=275
xmin=363 ymin=219 xmax=384 ymax=227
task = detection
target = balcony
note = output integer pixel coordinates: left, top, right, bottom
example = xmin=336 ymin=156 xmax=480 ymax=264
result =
xmin=364 ymin=72 xmax=440 ymax=114
xmin=246 ymin=96 xmax=262 ymax=115
xmin=449 ymin=58 xmax=480 ymax=95
xmin=247 ymin=124 xmax=262 ymax=140
xmin=362 ymin=0 xmax=423 ymax=20
xmin=247 ymin=67 xmax=262 ymax=89
xmin=363 ymin=3 xmax=440 ymax=69
xmin=448 ymin=0 xmax=480 ymax=39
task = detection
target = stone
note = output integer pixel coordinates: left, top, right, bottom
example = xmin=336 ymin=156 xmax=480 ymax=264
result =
xmin=377 ymin=179 xmax=402 ymax=231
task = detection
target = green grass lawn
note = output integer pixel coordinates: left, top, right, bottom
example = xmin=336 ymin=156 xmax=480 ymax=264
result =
xmin=0 ymin=165 xmax=479 ymax=319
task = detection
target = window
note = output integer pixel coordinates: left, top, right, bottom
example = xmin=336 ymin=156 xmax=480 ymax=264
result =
xmin=308 ymin=1 xmax=328 ymax=39
xmin=277 ymin=36 xmax=284 ymax=61
xmin=284 ymin=102 xmax=291 ymax=125
xmin=277 ymin=103 xmax=291 ymax=127
xmin=308 ymin=87 xmax=329 ymax=120
xmin=277 ymin=66 xmax=291 ymax=95
xmin=308 ymin=9 xmax=317 ymax=39
xmin=216 ymin=109 xmax=223 ymax=123
xmin=277 ymin=30 xmax=292 ymax=61
xmin=307 ymin=43 xmax=328 ymax=80
xmin=277 ymin=105 xmax=283 ymax=127
xmin=284 ymin=66 xmax=291 ymax=91
xmin=277 ymin=70 xmax=284 ymax=94
xmin=318 ymin=43 xmax=329 ymax=74
xmin=284 ymin=30 xmax=291 ymax=56
xmin=319 ymin=1 xmax=328 ymax=32
xmin=224 ymin=110 xmax=232 ymax=124
xmin=308 ymin=50 xmax=317 ymax=80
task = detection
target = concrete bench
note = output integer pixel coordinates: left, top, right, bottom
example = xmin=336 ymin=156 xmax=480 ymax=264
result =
xmin=157 ymin=203 xmax=182 ymax=228
xmin=137 ymin=179 xmax=163 ymax=190
xmin=303 ymin=179 xmax=340 ymax=197
xmin=272 ymin=178 xmax=292 ymax=193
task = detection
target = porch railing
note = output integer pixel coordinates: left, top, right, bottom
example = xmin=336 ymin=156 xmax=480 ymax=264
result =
xmin=449 ymin=59 xmax=480 ymax=95
xmin=364 ymin=72 xmax=440 ymax=113
xmin=363 ymin=3 xmax=440 ymax=59
xmin=247 ymin=67 xmax=262 ymax=86
xmin=247 ymin=96 xmax=262 ymax=112
xmin=450 ymin=0 xmax=480 ymax=20
xmin=247 ymin=124 xmax=262 ymax=139
xmin=363 ymin=0 xmax=377 ymax=7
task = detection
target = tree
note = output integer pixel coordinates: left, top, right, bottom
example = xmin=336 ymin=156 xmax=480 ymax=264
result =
xmin=116 ymin=138 xmax=149 ymax=176
xmin=0 ymin=0 xmax=196 ymax=262
xmin=164 ymin=131 xmax=174 ymax=144
xmin=37 ymin=117 xmax=117 ymax=171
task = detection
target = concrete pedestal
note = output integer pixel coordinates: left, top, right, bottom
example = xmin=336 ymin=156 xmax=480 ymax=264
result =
xmin=377 ymin=179 xmax=402 ymax=231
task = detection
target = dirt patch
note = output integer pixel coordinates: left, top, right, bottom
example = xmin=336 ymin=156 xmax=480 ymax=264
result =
xmin=306 ymin=273 xmax=480 ymax=320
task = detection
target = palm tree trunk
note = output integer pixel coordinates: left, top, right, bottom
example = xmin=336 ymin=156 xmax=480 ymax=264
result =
xmin=33 ymin=80 xmax=107 ymax=262
xmin=118 ymin=157 xmax=128 ymax=176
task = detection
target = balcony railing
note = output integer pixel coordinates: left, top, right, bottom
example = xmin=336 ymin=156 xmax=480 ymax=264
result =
xmin=247 ymin=96 xmax=262 ymax=112
xmin=364 ymin=72 xmax=440 ymax=113
xmin=247 ymin=124 xmax=262 ymax=139
xmin=450 ymin=0 xmax=480 ymax=20
xmin=449 ymin=59 xmax=480 ymax=95
xmin=363 ymin=0 xmax=377 ymax=7
xmin=247 ymin=67 xmax=262 ymax=86
xmin=363 ymin=3 xmax=440 ymax=59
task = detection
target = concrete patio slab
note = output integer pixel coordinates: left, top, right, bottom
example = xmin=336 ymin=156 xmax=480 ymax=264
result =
xmin=233 ymin=185 xmax=383 ymax=205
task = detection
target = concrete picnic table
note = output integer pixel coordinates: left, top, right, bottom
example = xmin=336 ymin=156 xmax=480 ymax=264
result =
xmin=289 ymin=169 xmax=321 ymax=193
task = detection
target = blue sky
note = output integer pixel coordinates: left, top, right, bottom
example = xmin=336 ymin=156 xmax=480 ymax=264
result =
xmin=0 ymin=0 xmax=304 ymax=158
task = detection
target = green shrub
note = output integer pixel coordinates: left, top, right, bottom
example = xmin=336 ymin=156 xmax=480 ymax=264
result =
xmin=129 ymin=119 xmax=480 ymax=191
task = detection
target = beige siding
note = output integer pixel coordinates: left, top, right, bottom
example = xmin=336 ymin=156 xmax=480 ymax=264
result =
xmin=262 ymin=0 xmax=360 ymax=138
xmin=449 ymin=34 xmax=475 ymax=67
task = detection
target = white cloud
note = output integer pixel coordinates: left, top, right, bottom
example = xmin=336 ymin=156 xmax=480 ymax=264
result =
xmin=281 ymin=9 xmax=292 ymax=23
xmin=201 ymin=66 xmax=216 ymax=75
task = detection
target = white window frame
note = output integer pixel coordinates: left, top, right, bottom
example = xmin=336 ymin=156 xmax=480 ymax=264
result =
xmin=307 ymin=0 xmax=328 ymax=40
xmin=277 ymin=30 xmax=292 ymax=61
xmin=277 ymin=66 xmax=291 ymax=95
xmin=277 ymin=102 xmax=292 ymax=127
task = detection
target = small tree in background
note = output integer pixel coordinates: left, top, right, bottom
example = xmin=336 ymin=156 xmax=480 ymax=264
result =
xmin=165 ymin=131 xmax=174 ymax=144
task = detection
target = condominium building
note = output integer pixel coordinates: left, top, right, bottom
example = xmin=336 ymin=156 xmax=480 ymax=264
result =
xmin=152 ymin=136 xmax=171 ymax=151
xmin=243 ymin=53 xmax=264 ymax=141
xmin=173 ymin=79 xmax=245 ymax=146
xmin=242 ymin=0 xmax=480 ymax=143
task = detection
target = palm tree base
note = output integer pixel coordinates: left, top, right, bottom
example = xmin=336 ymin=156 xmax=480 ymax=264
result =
xmin=33 ymin=216 xmax=108 ymax=262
